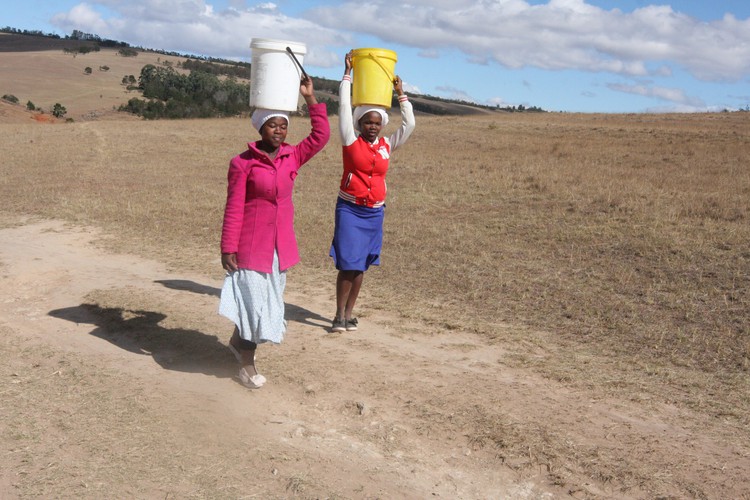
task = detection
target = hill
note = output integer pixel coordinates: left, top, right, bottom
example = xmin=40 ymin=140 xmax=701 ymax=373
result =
xmin=0 ymin=31 xmax=505 ymax=123
xmin=0 ymin=32 xmax=193 ymax=122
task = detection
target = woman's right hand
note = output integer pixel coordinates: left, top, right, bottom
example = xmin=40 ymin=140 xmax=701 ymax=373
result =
xmin=222 ymin=253 xmax=238 ymax=273
xmin=344 ymin=50 xmax=353 ymax=75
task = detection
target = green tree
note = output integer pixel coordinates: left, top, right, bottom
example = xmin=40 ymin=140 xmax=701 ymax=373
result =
xmin=26 ymin=100 xmax=35 ymax=110
xmin=118 ymin=48 xmax=138 ymax=57
xmin=122 ymin=64 xmax=251 ymax=119
xmin=52 ymin=103 xmax=67 ymax=118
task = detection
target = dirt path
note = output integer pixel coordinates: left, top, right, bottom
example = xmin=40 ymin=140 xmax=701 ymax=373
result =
xmin=1 ymin=219 xmax=747 ymax=499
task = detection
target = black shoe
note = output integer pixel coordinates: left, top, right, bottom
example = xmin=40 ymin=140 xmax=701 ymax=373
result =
xmin=345 ymin=317 xmax=358 ymax=331
xmin=331 ymin=316 xmax=346 ymax=332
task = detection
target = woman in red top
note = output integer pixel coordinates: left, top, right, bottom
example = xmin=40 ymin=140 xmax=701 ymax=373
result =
xmin=220 ymin=76 xmax=329 ymax=389
xmin=329 ymin=50 xmax=415 ymax=332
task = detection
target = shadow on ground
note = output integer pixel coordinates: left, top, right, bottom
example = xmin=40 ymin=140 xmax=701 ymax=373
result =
xmin=49 ymin=303 xmax=235 ymax=379
xmin=154 ymin=279 xmax=330 ymax=329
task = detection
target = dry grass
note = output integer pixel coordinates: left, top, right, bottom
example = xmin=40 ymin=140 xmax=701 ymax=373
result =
xmin=2 ymin=112 xmax=749 ymax=386
xmin=0 ymin=32 xmax=190 ymax=121
xmin=2 ymin=110 xmax=750 ymax=496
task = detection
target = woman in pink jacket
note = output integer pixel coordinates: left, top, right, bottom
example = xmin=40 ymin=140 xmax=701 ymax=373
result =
xmin=219 ymin=76 xmax=329 ymax=389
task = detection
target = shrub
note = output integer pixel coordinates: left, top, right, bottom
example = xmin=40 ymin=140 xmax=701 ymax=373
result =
xmin=52 ymin=103 xmax=67 ymax=118
xmin=26 ymin=100 xmax=35 ymax=110
xmin=121 ymin=75 xmax=137 ymax=86
xmin=63 ymin=46 xmax=99 ymax=55
xmin=2 ymin=94 xmax=19 ymax=104
xmin=118 ymin=48 xmax=138 ymax=57
xmin=84 ymin=67 xmax=92 ymax=74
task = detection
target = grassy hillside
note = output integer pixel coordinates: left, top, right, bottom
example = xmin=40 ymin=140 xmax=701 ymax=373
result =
xmin=0 ymin=32 xmax=509 ymax=122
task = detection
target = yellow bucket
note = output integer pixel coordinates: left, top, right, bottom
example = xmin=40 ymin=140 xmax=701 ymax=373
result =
xmin=351 ymin=48 xmax=397 ymax=108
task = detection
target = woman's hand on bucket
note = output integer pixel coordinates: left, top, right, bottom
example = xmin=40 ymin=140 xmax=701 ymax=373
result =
xmin=344 ymin=50 xmax=353 ymax=75
xmin=393 ymin=75 xmax=404 ymax=96
xmin=300 ymin=75 xmax=314 ymax=97
xmin=300 ymin=76 xmax=318 ymax=105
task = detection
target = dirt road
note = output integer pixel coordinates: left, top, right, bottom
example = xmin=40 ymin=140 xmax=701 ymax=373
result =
xmin=1 ymin=219 xmax=747 ymax=498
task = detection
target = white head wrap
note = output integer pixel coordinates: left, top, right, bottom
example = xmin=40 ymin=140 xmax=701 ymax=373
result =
xmin=251 ymin=109 xmax=289 ymax=132
xmin=352 ymin=106 xmax=388 ymax=133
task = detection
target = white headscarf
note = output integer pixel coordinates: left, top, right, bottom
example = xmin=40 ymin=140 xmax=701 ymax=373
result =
xmin=251 ymin=109 xmax=289 ymax=132
xmin=352 ymin=106 xmax=388 ymax=133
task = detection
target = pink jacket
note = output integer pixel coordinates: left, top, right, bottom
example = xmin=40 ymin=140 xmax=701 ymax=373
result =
xmin=221 ymin=103 xmax=329 ymax=273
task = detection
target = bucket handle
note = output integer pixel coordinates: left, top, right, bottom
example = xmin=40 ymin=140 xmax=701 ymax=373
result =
xmin=286 ymin=46 xmax=309 ymax=80
xmin=368 ymin=52 xmax=396 ymax=83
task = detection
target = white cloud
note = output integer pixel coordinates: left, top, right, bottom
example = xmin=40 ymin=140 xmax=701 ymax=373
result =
xmin=46 ymin=0 xmax=750 ymax=93
xmin=50 ymin=1 xmax=350 ymax=66
xmin=417 ymin=48 xmax=440 ymax=59
xmin=308 ymin=0 xmax=750 ymax=81
xmin=606 ymin=82 xmax=705 ymax=107
xmin=644 ymin=103 xmax=730 ymax=113
xmin=435 ymin=85 xmax=476 ymax=103
xmin=402 ymin=81 xmax=421 ymax=94
xmin=487 ymin=96 xmax=511 ymax=107
xmin=51 ymin=4 xmax=109 ymax=34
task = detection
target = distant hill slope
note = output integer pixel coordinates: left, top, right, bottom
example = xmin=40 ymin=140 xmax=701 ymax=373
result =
xmin=0 ymin=31 xmax=508 ymax=121
xmin=0 ymin=32 xmax=100 ymax=52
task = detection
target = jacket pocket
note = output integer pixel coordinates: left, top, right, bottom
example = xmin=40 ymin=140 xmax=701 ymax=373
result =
xmin=344 ymin=172 xmax=352 ymax=188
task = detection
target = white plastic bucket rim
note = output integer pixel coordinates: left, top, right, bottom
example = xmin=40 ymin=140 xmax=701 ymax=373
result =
xmin=250 ymin=38 xmax=307 ymax=56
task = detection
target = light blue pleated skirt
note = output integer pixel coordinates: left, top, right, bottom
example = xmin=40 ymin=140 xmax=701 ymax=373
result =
xmin=218 ymin=251 xmax=287 ymax=344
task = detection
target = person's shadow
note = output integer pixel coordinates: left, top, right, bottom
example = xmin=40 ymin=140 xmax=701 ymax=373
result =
xmin=47 ymin=280 xmax=332 ymax=378
xmin=49 ymin=303 xmax=235 ymax=379
xmin=154 ymin=279 xmax=331 ymax=329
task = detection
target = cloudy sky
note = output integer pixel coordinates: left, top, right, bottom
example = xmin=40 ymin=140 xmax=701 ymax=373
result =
xmin=5 ymin=0 xmax=750 ymax=112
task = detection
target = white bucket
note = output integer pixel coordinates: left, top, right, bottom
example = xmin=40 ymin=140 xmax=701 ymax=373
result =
xmin=249 ymin=38 xmax=307 ymax=112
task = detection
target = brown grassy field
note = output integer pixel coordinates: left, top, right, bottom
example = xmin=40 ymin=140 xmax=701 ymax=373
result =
xmin=1 ymin=34 xmax=749 ymax=499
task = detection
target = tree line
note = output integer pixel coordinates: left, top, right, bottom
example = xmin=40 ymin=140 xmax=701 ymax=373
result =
xmin=119 ymin=64 xmax=250 ymax=119
xmin=3 ymin=27 xmax=552 ymax=118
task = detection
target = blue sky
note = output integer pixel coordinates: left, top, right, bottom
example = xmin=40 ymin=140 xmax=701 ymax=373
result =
xmin=4 ymin=0 xmax=750 ymax=112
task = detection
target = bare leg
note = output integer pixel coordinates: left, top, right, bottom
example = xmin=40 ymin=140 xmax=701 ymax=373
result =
xmin=336 ymin=270 xmax=363 ymax=321
xmin=230 ymin=327 xmax=258 ymax=375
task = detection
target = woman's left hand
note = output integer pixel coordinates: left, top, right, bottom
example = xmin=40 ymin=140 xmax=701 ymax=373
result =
xmin=393 ymin=75 xmax=404 ymax=96
xmin=300 ymin=76 xmax=314 ymax=97
xmin=300 ymin=76 xmax=318 ymax=105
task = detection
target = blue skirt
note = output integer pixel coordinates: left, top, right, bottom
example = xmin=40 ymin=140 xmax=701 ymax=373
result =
xmin=329 ymin=197 xmax=384 ymax=271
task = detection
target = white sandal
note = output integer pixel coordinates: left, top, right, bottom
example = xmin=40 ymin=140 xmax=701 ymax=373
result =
xmin=239 ymin=367 xmax=266 ymax=389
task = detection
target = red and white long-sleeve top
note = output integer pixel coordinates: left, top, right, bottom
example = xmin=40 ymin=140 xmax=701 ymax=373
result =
xmin=338 ymin=75 xmax=415 ymax=208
